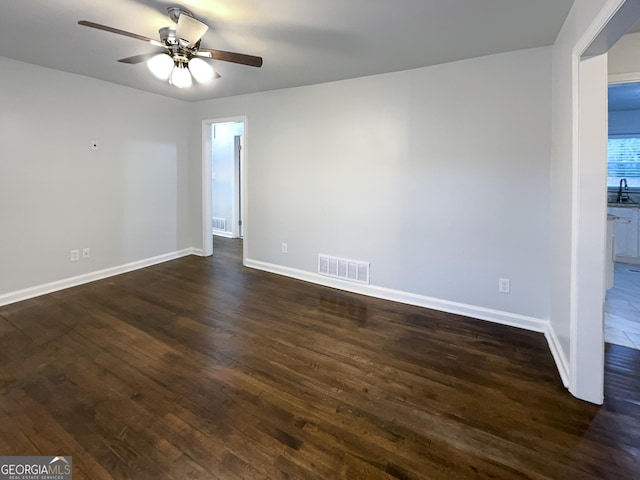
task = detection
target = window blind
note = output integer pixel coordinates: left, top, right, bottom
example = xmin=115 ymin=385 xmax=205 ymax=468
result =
xmin=608 ymin=136 xmax=640 ymax=188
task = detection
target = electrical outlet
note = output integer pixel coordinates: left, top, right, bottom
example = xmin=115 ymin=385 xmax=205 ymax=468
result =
xmin=82 ymin=247 xmax=90 ymax=259
xmin=70 ymin=249 xmax=80 ymax=262
xmin=281 ymin=243 xmax=288 ymax=254
xmin=498 ymin=278 xmax=511 ymax=294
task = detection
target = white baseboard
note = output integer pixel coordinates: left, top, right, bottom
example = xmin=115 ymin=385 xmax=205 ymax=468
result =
xmin=244 ymin=259 xmax=549 ymax=333
xmin=544 ymin=323 xmax=570 ymax=388
xmin=0 ymin=248 xmax=196 ymax=307
xmin=191 ymin=248 xmax=207 ymax=257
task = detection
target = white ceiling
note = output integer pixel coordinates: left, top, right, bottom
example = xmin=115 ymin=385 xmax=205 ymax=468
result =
xmin=0 ymin=0 xmax=575 ymax=102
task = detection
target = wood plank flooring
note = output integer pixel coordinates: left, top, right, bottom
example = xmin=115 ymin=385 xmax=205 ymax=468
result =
xmin=1 ymin=237 xmax=639 ymax=479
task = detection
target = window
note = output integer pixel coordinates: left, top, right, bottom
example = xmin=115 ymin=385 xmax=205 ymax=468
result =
xmin=608 ymin=135 xmax=640 ymax=189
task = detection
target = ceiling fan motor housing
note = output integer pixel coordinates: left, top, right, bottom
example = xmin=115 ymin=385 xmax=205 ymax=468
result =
xmin=159 ymin=26 xmax=198 ymax=66
xmin=167 ymin=6 xmax=194 ymax=24
xmin=159 ymin=26 xmax=177 ymax=45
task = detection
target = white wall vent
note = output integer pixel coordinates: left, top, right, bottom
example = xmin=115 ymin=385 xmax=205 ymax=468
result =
xmin=318 ymin=254 xmax=370 ymax=284
xmin=212 ymin=217 xmax=227 ymax=231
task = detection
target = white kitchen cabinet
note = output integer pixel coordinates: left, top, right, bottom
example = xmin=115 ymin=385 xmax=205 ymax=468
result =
xmin=606 ymin=215 xmax=616 ymax=290
xmin=607 ymin=206 xmax=639 ymax=261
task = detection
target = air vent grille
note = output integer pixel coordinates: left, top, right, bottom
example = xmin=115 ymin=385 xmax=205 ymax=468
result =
xmin=212 ymin=217 xmax=227 ymax=231
xmin=318 ymin=254 xmax=369 ymax=284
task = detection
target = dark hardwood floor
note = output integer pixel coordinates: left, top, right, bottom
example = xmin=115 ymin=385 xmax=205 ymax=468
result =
xmin=1 ymin=237 xmax=639 ymax=479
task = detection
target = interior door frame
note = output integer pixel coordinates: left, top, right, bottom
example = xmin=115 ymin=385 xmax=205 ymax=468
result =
xmin=235 ymin=134 xmax=244 ymax=238
xmin=569 ymin=0 xmax=640 ymax=403
xmin=201 ymin=115 xmax=248 ymax=263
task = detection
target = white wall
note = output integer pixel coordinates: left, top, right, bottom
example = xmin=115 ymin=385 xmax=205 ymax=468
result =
xmin=191 ymin=47 xmax=553 ymax=325
xmin=0 ymin=56 xmax=191 ymax=299
xmin=608 ymin=31 xmax=640 ymax=74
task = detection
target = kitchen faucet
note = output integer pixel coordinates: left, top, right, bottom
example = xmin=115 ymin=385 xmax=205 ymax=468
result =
xmin=616 ymin=178 xmax=629 ymax=202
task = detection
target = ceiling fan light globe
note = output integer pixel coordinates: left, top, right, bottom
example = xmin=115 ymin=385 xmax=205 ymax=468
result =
xmin=147 ymin=53 xmax=174 ymax=80
xmin=171 ymin=64 xmax=193 ymax=88
xmin=188 ymin=57 xmax=215 ymax=83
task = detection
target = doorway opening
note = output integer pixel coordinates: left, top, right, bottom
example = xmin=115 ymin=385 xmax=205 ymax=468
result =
xmin=569 ymin=0 xmax=640 ymax=403
xmin=604 ymin=80 xmax=640 ymax=350
xmin=202 ymin=116 xmax=248 ymax=262
xmin=211 ymin=122 xmax=244 ymax=239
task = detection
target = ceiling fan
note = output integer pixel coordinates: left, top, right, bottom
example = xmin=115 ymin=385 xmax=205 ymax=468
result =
xmin=78 ymin=6 xmax=263 ymax=88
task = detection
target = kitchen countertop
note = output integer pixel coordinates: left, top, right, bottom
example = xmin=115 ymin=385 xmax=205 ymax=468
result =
xmin=607 ymin=203 xmax=640 ymax=208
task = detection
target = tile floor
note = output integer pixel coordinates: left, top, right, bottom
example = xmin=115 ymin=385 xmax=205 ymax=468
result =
xmin=605 ymin=262 xmax=640 ymax=350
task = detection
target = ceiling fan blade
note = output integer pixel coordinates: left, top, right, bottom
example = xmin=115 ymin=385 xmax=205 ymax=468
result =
xmin=78 ymin=20 xmax=162 ymax=46
xmin=198 ymin=48 xmax=263 ymax=68
xmin=117 ymin=53 xmax=162 ymax=64
xmin=176 ymin=14 xmax=208 ymax=46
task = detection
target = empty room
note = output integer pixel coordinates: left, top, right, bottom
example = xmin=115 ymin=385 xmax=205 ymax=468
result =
xmin=1 ymin=1 xmax=639 ymax=479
